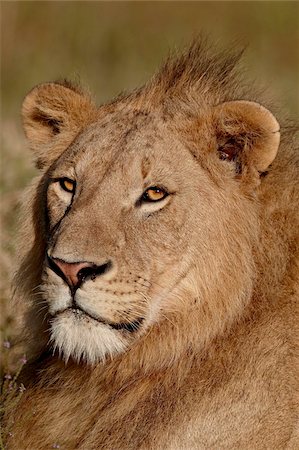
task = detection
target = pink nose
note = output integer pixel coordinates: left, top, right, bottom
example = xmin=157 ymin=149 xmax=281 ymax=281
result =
xmin=53 ymin=259 xmax=95 ymax=287
xmin=47 ymin=256 xmax=112 ymax=289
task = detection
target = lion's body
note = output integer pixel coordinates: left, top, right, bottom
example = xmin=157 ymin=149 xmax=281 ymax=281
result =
xmin=5 ymin=42 xmax=299 ymax=449
xmin=10 ymin=284 xmax=299 ymax=449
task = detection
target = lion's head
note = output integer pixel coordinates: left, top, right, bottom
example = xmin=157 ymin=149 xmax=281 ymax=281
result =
xmin=17 ymin=43 xmax=280 ymax=366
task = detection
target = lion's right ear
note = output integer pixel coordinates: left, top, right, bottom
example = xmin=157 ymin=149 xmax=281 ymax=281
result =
xmin=22 ymin=82 xmax=97 ymax=169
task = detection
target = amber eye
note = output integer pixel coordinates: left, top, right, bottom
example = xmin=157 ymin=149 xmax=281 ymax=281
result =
xmin=59 ymin=178 xmax=75 ymax=193
xmin=142 ymin=186 xmax=168 ymax=203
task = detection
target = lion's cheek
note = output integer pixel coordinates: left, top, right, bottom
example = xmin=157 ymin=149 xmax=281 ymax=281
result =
xmin=42 ymin=268 xmax=71 ymax=314
xmin=76 ymin=286 xmax=149 ymax=324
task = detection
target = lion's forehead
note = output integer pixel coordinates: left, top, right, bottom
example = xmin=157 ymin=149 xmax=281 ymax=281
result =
xmin=78 ymin=108 xmax=163 ymax=149
xmin=60 ymin=109 xmax=183 ymax=185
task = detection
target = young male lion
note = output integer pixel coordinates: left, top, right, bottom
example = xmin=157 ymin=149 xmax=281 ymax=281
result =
xmin=4 ymin=41 xmax=299 ymax=449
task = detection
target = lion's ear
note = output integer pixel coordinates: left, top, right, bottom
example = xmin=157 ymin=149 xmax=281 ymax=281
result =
xmin=213 ymin=101 xmax=280 ymax=174
xmin=22 ymin=82 xmax=96 ymax=169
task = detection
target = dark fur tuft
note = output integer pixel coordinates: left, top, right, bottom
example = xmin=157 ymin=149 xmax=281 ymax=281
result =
xmin=140 ymin=39 xmax=246 ymax=108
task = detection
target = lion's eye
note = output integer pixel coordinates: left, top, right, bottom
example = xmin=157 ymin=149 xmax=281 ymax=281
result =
xmin=142 ymin=186 xmax=168 ymax=203
xmin=59 ymin=178 xmax=75 ymax=194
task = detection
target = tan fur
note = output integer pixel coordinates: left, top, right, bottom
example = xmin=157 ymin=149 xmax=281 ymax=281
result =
xmin=5 ymin=41 xmax=299 ymax=449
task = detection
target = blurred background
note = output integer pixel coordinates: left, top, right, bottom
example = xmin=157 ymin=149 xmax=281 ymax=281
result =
xmin=1 ymin=1 xmax=298 ymax=348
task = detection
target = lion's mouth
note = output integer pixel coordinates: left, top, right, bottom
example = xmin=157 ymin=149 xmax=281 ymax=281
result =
xmin=56 ymin=305 xmax=144 ymax=333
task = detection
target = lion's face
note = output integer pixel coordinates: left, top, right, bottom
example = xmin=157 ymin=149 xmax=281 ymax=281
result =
xmin=21 ymin=81 xmax=280 ymax=364
xmin=42 ymin=111 xmax=220 ymax=363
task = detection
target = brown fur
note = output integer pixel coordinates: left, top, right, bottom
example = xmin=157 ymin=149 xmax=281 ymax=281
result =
xmin=5 ymin=41 xmax=299 ymax=449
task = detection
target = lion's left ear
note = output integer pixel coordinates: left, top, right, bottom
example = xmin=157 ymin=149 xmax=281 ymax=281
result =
xmin=22 ymin=82 xmax=97 ymax=169
xmin=213 ymin=100 xmax=280 ymax=173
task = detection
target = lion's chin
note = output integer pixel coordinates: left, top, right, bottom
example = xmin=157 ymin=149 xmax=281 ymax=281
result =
xmin=50 ymin=310 xmax=127 ymax=364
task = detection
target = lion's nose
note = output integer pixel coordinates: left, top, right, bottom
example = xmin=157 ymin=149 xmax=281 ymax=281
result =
xmin=47 ymin=256 xmax=112 ymax=289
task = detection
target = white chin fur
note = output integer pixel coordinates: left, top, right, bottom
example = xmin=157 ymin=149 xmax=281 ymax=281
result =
xmin=50 ymin=311 xmax=127 ymax=364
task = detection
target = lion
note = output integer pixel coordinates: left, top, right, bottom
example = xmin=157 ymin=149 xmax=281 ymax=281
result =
xmin=4 ymin=41 xmax=299 ymax=449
